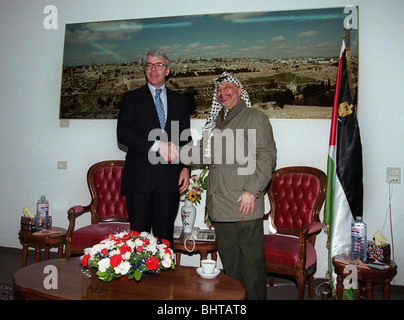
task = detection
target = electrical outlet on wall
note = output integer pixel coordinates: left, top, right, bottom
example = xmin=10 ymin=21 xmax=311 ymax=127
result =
xmin=57 ymin=161 xmax=67 ymax=169
xmin=386 ymin=167 xmax=401 ymax=184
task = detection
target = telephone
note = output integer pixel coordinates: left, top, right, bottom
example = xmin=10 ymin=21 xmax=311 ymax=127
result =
xmin=190 ymin=227 xmax=216 ymax=242
xmin=183 ymin=227 xmax=216 ymax=252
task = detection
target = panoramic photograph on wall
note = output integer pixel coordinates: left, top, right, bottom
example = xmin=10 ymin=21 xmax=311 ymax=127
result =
xmin=59 ymin=7 xmax=358 ymax=119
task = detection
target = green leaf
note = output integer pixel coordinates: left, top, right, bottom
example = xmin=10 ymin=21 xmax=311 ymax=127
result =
xmin=343 ymin=288 xmax=355 ymax=300
xmin=96 ymin=270 xmax=106 ymax=277
xmin=134 ymin=270 xmax=142 ymax=281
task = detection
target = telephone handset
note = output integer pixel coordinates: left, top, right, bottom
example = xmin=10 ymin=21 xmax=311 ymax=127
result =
xmin=191 ymin=227 xmax=199 ymax=240
xmin=184 ymin=227 xmax=216 ymax=252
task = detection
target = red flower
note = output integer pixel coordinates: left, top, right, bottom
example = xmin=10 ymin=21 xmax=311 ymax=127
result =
xmin=145 ymin=256 xmax=160 ymax=270
xmin=119 ymin=244 xmax=132 ymax=255
xmin=164 ymin=247 xmax=172 ymax=256
xmin=130 ymin=230 xmax=140 ymax=237
xmin=81 ymin=254 xmax=90 ymax=267
xmin=162 ymin=239 xmax=170 ymax=248
xmin=142 ymin=238 xmax=150 ymax=246
xmin=101 ymin=248 xmax=108 ymax=257
xmin=110 ymin=254 xmax=123 ymax=268
xmin=136 ymin=246 xmax=143 ymax=253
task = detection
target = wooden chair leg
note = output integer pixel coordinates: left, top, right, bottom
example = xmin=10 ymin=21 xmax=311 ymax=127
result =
xmin=296 ymin=276 xmax=305 ymax=300
xmin=308 ymin=275 xmax=314 ymax=298
xmin=65 ymin=246 xmax=71 ymax=258
xmin=268 ymin=275 xmax=274 ymax=287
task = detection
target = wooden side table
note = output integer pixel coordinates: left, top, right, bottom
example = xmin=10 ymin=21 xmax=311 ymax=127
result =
xmin=18 ymin=227 xmax=67 ymax=267
xmin=173 ymin=233 xmax=218 ymax=265
xmin=332 ymin=254 xmax=397 ymax=300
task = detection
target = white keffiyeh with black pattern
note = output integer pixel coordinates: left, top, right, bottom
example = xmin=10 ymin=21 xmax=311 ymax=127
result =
xmin=202 ymin=72 xmax=251 ymax=159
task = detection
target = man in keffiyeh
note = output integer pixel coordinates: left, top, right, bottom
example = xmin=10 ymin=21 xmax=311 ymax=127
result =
xmin=182 ymin=72 xmax=277 ymax=299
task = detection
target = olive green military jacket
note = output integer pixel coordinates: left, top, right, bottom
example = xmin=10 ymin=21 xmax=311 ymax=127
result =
xmin=182 ymin=100 xmax=277 ymax=222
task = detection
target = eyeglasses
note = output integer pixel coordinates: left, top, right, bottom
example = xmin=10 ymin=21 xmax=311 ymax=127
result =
xmin=145 ymin=63 xmax=167 ymax=71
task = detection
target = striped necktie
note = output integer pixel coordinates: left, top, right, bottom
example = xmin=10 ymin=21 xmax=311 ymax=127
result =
xmin=154 ymin=88 xmax=165 ymax=130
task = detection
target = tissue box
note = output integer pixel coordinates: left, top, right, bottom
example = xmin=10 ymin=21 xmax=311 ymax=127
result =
xmin=20 ymin=216 xmax=52 ymax=231
xmin=367 ymin=240 xmax=390 ymax=263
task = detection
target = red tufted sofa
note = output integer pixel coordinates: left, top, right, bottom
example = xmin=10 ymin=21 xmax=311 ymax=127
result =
xmin=65 ymin=160 xmax=130 ymax=258
xmin=264 ymin=166 xmax=327 ymax=299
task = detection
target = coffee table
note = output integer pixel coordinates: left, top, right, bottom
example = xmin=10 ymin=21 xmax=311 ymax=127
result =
xmin=13 ymin=257 xmax=246 ymax=300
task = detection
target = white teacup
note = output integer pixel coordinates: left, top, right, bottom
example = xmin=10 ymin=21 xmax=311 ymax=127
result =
xmin=201 ymin=259 xmax=216 ymax=274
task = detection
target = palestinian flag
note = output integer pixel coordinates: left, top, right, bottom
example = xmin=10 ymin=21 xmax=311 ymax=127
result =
xmin=324 ymin=39 xmax=363 ymax=287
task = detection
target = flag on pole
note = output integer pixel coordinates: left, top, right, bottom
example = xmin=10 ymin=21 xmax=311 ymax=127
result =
xmin=324 ymin=39 xmax=363 ymax=288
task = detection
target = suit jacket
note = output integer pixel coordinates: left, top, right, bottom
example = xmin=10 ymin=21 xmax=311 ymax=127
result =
xmin=205 ymin=100 xmax=277 ymax=222
xmin=117 ymin=84 xmax=191 ymax=193
xmin=181 ymin=100 xmax=277 ymax=222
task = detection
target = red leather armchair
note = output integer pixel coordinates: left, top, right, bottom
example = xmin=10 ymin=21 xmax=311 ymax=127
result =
xmin=65 ymin=160 xmax=130 ymax=258
xmin=264 ymin=166 xmax=327 ymax=299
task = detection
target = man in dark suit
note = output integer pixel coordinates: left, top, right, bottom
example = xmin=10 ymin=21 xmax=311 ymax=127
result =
xmin=117 ymin=50 xmax=191 ymax=245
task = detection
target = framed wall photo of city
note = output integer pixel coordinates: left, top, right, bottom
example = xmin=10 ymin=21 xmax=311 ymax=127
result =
xmin=59 ymin=7 xmax=358 ymax=119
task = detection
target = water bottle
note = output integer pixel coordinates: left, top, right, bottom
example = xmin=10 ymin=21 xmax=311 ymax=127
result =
xmin=351 ymin=216 xmax=367 ymax=262
xmin=36 ymin=195 xmax=49 ymax=231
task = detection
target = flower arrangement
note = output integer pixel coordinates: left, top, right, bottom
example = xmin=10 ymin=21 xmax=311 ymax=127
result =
xmin=80 ymin=230 xmax=174 ymax=282
xmin=180 ymin=167 xmax=208 ymax=205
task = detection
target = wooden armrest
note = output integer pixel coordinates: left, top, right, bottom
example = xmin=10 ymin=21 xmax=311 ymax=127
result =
xmin=66 ymin=205 xmax=91 ymax=243
xmin=306 ymin=221 xmax=322 ymax=235
xmin=68 ymin=205 xmax=90 ymax=217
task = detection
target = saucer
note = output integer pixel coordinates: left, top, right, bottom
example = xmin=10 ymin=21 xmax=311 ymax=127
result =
xmin=196 ymin=267 xmax=220 ymax=279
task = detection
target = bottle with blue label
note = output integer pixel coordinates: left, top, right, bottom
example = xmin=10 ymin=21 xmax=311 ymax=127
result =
xmin=351 ymin=216 xmax=367 ymax=262
xmin=36 ymin=195 xmax=49 ymax=231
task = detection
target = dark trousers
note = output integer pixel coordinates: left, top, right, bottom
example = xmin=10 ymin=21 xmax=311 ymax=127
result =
xmin=125 ymin=186 xmax=180 ymax=246
xmin=214 ymin=218 xmax=267 ymax=300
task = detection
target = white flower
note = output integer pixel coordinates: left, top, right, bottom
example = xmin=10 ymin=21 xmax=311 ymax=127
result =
xmin=91 ymin=244 xmax=104 ymax=255
xmin=134 ymin=238 xmax=143 ymax=247
xmin=115 ymin=231 xmax=127 ymax=238
xmin=126 ymin=239 xmax=136 ymax=250
xmin=98 ymin=258 xmax=110 ymax=272
xmin=149 ymin=238 xmax=157 ymax=247
xmin=109 ymin=249 xmax=120 ymax=257
xmin=102 ymin=239 xmax=116 ymax=250
xmin=84 ymin=247 xmax=95 ymax=257
xmin=114 ymin=261 xmax=131 ymax=275
xmin=161 ymin=255 xmax=172 ymax=268
xmin=158 ymin=248 xmax=168 ymax=259
xmin=140 ymin=231 xmax=149 ymax=238
xmin=122 ymin=251 xmax=131 ymax=260
xmin=145 ymin=244 xmax=157 ymax=255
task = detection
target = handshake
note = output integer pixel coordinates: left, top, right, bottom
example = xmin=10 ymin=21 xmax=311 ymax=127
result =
xmin=157 ymin=141 xmax=180 ymax=162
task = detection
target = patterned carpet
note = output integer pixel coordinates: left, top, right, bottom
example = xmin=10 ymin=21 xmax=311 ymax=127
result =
xmin=0 ymin=282 xmax=14 ymax=300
